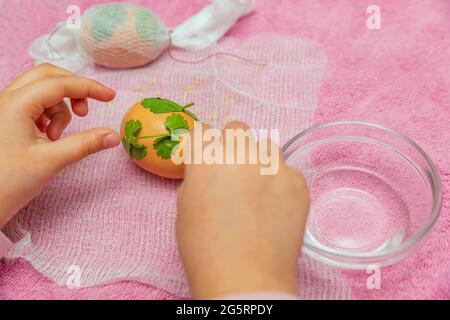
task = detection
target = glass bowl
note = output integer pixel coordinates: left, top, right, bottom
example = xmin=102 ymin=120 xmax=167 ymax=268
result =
xmin=282 ymin=121 xmax=442 ymax=269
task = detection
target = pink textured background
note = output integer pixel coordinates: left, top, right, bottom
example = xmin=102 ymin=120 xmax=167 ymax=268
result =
xmin=0 ymin=0 xmax=449 ymax=299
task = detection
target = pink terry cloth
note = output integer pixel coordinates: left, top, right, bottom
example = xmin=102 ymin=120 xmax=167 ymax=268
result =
xmin=0 ymin=0 xmax=449 ymax=300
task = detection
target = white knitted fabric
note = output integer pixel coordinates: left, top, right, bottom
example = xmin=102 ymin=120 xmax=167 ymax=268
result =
xmin=4 ymin=33 xmax=347 ymax=298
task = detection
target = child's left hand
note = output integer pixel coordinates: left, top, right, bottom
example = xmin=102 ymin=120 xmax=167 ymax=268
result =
xmin=0 ymin=64 xmax=120 ymax=229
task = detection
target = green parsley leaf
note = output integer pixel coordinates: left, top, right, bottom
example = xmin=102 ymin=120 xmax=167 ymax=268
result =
xmin=156 ymin=114 xmax=190 ymax=154
xmin=164 ymin=113 xmax=189 ymax=133
xmin=130 ymin=143 xmax=148 ymax=160
xmin=141 ymin=97 xmax=200 ymax=121
xmin=125 ymin=119 xmax=141 ymax=138
xmin=141 ymin=98 xmax=184 ymax=114
xmin=122 ymin=119 xmax=148 ymax=160
xmin=122 ymin=138 xmax=131 ymax=155
xmin=153 ymin=136 xmax=180 ymax=160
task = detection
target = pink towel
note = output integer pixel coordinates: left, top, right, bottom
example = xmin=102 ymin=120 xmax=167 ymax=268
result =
xmin=0 ymin=0 xmax=449 ymax=300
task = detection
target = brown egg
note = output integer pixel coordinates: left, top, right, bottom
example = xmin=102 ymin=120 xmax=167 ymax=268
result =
xmin=120 ymin=101 xmax=196 ymax=179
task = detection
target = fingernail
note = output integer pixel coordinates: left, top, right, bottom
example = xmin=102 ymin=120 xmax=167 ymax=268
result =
xmin=102 ymin=133 xmax=120 ymax=149
xmin=106 ymin=88 xmax=116 ymax=99
xmin=57 ymin=126 xmax=64 ymax=137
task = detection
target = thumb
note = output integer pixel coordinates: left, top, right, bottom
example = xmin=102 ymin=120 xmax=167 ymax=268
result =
xmin=47 ymin=128 xmax=121 ymax=171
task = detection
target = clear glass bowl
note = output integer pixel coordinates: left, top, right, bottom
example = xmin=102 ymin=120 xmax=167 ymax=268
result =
xmin=282 ymin=121 xmax=442 ymax=269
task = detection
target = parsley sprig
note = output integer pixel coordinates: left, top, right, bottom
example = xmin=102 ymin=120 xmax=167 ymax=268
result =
xmin=153 ymin=114 xmax=189 ymax=160
xmin=141 ymin=98 xmax=200 ymax=121
xmin=123 ymin=98 xmax=198 ymax=161
xmin=122 ymin=120 xmax=148 ymax=160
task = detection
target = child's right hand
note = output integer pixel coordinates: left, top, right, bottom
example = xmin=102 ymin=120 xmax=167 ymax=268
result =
xmin=0 ymin=64 xmax=120 ymax=229
xmin=176 ymin=122 xmax=310 ymax=299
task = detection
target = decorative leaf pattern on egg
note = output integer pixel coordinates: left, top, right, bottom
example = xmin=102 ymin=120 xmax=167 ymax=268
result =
xmin=120 ymin=98 xmax=199 ymax=179
xmin=153 ymin=136 xmax=180 ymax=160
xmin=141 ymin=98 xmax=185 ymax=113
xmin=122 ymin=119 xmax=148 ymax=160
xmin=136 ymin=9 xmax=167 ymax=41
xmin=90 ymin=3 xmax=127 ymax=42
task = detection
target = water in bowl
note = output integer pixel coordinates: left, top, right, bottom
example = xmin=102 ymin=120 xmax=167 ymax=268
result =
xmin=289 ymin=138 xmax=431 ymax=257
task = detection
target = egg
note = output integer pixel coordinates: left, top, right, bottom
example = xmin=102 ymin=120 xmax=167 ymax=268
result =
xmin=120 ymin=99 xmax=197 ymax=179
xmin=79 ymin=3 xmax=170 ymax=69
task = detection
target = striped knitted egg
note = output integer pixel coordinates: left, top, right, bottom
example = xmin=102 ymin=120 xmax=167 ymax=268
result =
xmin=78 ymin=3 xmax=170 ymax=69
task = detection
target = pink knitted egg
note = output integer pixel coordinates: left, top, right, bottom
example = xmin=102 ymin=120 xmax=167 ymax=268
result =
xmin=78 ymin=3 xmax=170 ymax=69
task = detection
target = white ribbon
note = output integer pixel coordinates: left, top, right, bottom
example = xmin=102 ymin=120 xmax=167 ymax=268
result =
xmin=170 ymin=0 xmax=255 ymax=51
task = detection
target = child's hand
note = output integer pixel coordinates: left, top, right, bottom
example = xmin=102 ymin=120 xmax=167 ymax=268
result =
xmin=176 ymin=122 xmax=309 ymax=299
xmin=0 ymin=64 xmax=120 ymax=229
